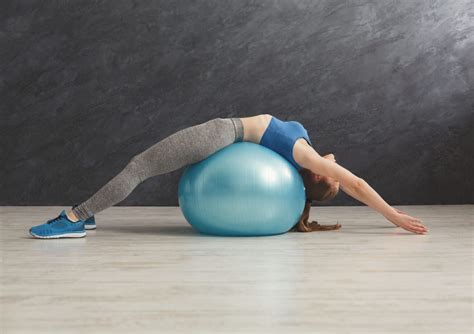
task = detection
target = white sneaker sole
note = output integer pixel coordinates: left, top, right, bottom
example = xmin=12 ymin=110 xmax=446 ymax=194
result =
xmin=85 ymin=225 xmax=96 ymax=230
xmin=29 ymin=231 xmax=87 ymax=239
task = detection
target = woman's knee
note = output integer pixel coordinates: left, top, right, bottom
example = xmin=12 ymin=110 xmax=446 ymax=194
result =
xmin=125 ymin=155 xmax=148 ymax=182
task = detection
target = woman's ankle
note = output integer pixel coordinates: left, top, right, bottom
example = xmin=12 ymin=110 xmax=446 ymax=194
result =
xmin=66 ymin=209 xmax=80 ymax=222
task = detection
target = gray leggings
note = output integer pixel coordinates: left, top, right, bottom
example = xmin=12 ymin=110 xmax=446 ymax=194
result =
xmin=72 ymin=117 xmax=244 ymax=221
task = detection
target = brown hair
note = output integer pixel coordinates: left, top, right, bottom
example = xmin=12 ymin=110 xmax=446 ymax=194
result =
xmin=290 ymin=168 xmax=341 ymax=232
xmin=298 ymin=168 xmax=338 ymax=202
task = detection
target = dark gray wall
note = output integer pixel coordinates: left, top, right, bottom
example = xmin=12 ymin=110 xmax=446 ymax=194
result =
xmin=1 ymin=0 xmax=473 ymax=206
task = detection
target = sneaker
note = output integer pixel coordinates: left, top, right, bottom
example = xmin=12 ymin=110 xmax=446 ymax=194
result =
xmin=29 ymin=210 xmax=86 ymax=239
xmin=84 ymin=216 xmax=96 ymax=230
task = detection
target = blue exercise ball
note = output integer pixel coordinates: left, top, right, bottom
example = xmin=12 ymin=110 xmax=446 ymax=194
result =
xmin=178 ymin=142 xmax=306 ymax=236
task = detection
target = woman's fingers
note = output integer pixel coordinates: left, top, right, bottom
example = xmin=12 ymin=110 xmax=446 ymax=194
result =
xmin=406 ymin=215 xmax=425 ymax=226
xmin=398 ymin=223 xmax=428 ymax=234
xmin=406 ymin=226 xmax=425 ymax=234
xmin=411 ymin=219 xmax=428 ymax=231
xmin=324 ymin=153 xmax=336 ymax=162
xmin=398 ymin=216 xmax=428 ymax=234
xmin=390 ymin=210 xmax=429 ymax=234
xmin=409 ymin=223 xmax=428 ymax=233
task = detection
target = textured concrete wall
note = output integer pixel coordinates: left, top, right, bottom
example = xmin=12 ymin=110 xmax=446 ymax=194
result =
xmin=1 ymin=0 xmax=473 ymax=206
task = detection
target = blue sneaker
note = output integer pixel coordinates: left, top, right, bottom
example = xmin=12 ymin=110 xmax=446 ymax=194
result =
xmin=29 ymin=210 xmax=86 ymax=239
xmin=84 ymin=216 xmax=96 ymax=230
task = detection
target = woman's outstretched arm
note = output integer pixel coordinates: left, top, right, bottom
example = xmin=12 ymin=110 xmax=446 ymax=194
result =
xmin=296 ymin=144 xmax=428 ymax=234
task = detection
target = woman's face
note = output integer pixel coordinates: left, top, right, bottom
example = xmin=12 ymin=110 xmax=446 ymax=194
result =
xmin=312 ymin=173 xmax=340 ymax=196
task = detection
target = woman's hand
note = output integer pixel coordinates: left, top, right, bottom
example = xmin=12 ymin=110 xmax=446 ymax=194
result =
xmin=385 ymin=210 xmax=428 ymax=234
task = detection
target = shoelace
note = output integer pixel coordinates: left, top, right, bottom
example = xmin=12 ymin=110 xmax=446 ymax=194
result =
xmin=47 ymin=215 xmax=64 ymax=224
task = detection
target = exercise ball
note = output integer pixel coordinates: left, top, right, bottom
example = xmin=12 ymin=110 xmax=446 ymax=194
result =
xmin=178 ymin=142 xmax=306 ymax=236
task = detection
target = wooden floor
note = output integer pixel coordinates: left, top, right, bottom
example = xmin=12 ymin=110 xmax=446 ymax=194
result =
xmin=0 ymin=205 xmax=472 ymax=334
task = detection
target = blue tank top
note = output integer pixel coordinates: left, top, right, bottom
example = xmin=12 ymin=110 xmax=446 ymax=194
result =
xmin=259 ymin=116 xmax=313 ymax=170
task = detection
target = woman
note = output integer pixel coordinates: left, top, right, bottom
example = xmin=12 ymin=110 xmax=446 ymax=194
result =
xmin=29 ymin=114 xmax=428 ymax=238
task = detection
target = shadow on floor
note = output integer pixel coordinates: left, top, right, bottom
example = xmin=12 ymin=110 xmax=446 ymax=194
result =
xmin=101 ymin=224 xmax=406 ymax=236
xmin=100 ymin=224 xmax=201 ymax=237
